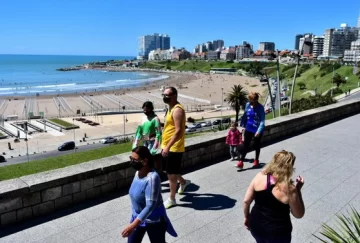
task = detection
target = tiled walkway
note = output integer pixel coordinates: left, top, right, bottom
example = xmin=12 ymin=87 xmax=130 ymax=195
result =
xmin=1 ymin=114 xmax=360 ymax=243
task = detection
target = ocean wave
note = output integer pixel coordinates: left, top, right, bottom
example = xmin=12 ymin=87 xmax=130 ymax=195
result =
xmin=34 ymin=83 xmax=76 ymax=88
xmin=0 ymin=73 xmax=168 ymax=96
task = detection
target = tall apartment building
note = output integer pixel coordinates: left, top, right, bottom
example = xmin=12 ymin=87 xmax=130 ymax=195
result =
xmin=138 ymin=33 xmax=170 ymax=60
xmin=295 ymin=34 xmax=304 ymax=50
xmin=258 ymin=42 xmax=275 ymax=52
xmin=212 ymin=40 xmax=224 ymax=50
xmin=205 ymin=41 xmax=214 ymax=51
xmin=313 ymin=36 xmax=324 ymax=57
xmin=344 ymin=39 xmax=360 ymax=62
xmin=236 ymin=45 xmax=251 ymax=59
xmin=358 ymin=16 xmax=360 ymax=28
xmin=323 ymin=24 xmax=358 ymax=57
xmin=299 ymin=34 xmax=314 ymax=55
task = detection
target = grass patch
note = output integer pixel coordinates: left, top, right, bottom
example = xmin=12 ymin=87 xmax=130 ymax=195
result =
xmin=0 ymin=132 xmax=212 ymax=180
xmin=0 ymin=142 xmax=132 ymax=181
xmin=49 ymin=118 xmax=74 ymax=128
xmin=0 ymin=132 xmax=4 ymax=136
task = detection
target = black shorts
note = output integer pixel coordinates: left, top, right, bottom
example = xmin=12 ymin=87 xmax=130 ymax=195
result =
xmin=164 ymin=152 xmax=183 ymax=175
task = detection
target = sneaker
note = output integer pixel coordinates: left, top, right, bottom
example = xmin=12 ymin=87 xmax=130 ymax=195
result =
xmin=235 ymin=161 xmax=244 ymax=169
xmin=230 ymin=157 xmax=235 ymax=161
xmin=178 ymin=180 xmax=191 ymax=194
xmin=253 ymin=160 xmax=260 ymax=167
xmin=164 ymin=198 xmax=176 ymax=209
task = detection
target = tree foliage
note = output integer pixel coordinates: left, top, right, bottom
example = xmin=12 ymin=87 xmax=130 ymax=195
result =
xmin=225 ymin=85 xmax=248 ymax=122
xmin=292 ymin=94 xmax=336 ymax=113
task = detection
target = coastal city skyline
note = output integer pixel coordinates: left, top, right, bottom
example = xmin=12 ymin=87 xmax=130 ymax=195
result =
xmin=0 ymin=0 xmax=359 ymax=56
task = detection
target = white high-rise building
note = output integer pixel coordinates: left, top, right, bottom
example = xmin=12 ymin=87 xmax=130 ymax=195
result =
xmin=138 ymin=33 xmax=170 ymax=60
xmin=313 ymin=36 xmax=324 ymax=57
xmin=323 ymin=24 xmax=358 ymax=57
xmin=358 ymin=15 xmax=360 ymax=28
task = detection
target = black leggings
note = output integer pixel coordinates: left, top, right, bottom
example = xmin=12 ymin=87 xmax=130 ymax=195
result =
xmin=240 ymin=130 xmax=263 ymax=161
xmin=128 ymin=220 xmax=167 ymax=243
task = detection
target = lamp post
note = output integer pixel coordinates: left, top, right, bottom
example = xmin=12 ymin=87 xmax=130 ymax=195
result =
xmin=122 ymin=106 xmax=126 ymax=139
xmin=24 ymin=122 xmax=29 ymax=163
xmin=221 ymin=87 xmax=223 ymax=127
xmin=73 ymin=118 xmax=76 ymax=153
xmin=331 ymin=65 xmax=334 ymax=97
xmin=58 ymin=103 xmax=61 ymax=118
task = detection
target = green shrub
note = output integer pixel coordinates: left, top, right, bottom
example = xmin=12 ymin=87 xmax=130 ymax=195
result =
xmin=332 ymin=88 xmax=343 ymax=95
xmin=292 ymin=95 xmax=336 ymax=113
xmin=187 ymin=117 xmax=195 ymax=123
xmin=315 ymin=206 xmax=360 ymax=242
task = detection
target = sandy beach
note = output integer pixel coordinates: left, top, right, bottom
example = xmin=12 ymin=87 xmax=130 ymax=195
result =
xmin=0 ymin=70 xmax=266 ymax=158
xmin=0 ymin=71 xmax=265 ymax=119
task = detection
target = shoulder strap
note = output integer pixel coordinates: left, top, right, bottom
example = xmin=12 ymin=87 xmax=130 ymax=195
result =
xmin=266 ymin=173 xmax=271 ymax=190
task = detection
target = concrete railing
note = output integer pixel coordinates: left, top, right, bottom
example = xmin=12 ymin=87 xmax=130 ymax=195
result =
xmin=1 ymin=98 xmax=360 ymax=227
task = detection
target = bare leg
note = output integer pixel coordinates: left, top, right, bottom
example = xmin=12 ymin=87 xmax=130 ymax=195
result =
xmin=177 ymin=175 xmax=185 ymax=185
xmin=168 ymin=174 xmax=178 ymax=201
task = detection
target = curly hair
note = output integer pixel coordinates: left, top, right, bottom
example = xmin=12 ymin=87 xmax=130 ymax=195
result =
xmin=262 ymin=150 xmax=296 ymax=185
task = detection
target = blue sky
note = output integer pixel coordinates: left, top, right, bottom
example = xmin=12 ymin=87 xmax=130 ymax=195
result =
xmin=0 ymin=0 xmax=359 ymax=56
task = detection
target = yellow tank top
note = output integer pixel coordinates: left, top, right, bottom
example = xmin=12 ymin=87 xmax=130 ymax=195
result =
xmin=161 ymin=103 xmax=186 ymax=152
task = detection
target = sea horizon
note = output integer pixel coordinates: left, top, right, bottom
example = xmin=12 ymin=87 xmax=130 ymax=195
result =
xmin=0 ymin=54 xmax=165 ymax=97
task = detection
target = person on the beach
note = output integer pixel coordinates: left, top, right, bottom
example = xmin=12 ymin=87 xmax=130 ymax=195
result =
xmin=236 ymin=92 xmax=265 ymax=169
xmin=226 ymin=122 xmax=242 ymax=160
xmin=121 ymin=146 xmax=177 ymax=243
xmin=132 ymin=101 xmax=162 ymax=155
xmin=243 ymin=150 xmax=305 ymax=243
xmin=161 ymin=87 xmax=191 ymax=209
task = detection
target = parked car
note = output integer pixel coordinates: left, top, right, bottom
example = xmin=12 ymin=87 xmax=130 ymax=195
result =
xmin=185 ymin=126 xmax=197 ymax=133
xmin=222 ymin=117 xmax=231 ymax=124
xmin=0 ymin=155 xmax=6 ymax=163
xmin=212 ymin=119 xmax=221 ymax=125
xmin=280 ymin=96 xmax=288 ymax=101
xmin=58 ymin=141 xmax=76 ymax=151
xmin=101 ymin=136 xmax=117 ymax=144
xmin=201 ymin=121 xmax=212 ymax=127
xmin=193 ymin=123 xmax=202 ymax=129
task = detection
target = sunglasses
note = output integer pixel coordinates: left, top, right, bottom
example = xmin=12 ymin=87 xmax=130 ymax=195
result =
xmin=129 ymin=156 xmax=142 ymax=163
xmin=161 ymin=93 xmax=173 ymax=98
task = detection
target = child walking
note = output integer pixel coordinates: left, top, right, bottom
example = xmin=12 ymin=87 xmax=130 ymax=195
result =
xmin=226 ymin=122 xmax=243 ymax=161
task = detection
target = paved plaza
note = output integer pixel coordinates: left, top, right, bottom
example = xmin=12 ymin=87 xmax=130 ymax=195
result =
xmin=1 ymin=113 xmax=360 ymax=243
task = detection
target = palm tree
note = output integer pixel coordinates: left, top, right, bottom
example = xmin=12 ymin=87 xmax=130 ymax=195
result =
xmin=333 ymin=73 xmax=346 ymax=88
xmin=225 ymin=85 xmax=248 ymax=123
xmin=315 ymin=206 xmax=360 ymax=242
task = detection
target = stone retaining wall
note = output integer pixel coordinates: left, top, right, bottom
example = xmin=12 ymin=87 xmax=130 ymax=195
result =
xmin=1 ymin=98 xmax=360 ymax=227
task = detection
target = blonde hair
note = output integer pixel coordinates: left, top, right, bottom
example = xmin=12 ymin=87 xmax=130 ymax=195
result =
xmin=248 ymin=92 xmax=260 ymax=101
xmin=262 ymin=150 xmax=296 ymax=185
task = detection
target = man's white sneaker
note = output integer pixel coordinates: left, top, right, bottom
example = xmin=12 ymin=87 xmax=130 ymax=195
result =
xmin=164 ymin=198 xmax=176 ymax=209
xmin=178 ymin=180 xmax=191 ymax=194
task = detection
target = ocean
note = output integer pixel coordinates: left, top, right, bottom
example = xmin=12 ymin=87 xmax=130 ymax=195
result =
xmin=0 ymin=54 xmax=167 ymax=96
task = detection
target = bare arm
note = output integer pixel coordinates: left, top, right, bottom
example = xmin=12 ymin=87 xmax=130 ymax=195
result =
xmin=164 ymin=107 xmax=185 ymax=151
xmin=288 ymin=184 xmax=305 ymax=218
xmin=243 ymin=177 xmax=256 ymax=218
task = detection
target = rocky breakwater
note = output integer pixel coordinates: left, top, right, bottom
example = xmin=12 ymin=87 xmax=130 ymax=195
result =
xmin=56 ymin=65 xmax=85 ymax=71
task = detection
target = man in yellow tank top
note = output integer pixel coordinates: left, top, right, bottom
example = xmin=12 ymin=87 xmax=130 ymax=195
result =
xmin=161 ymin=87 xmax=191 ymax=209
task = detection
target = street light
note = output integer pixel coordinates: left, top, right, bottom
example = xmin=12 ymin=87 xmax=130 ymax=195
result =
xmin=221 ymin=87 xmax=223 ymax=127
xmin=73 ymin=118 xmax=76 ymax=153
xmin=58 ymin=103 xmax=61 ymax=118
xmin=24 ymin=121 xmax=29 ymax=163
xmin=331 ymin=65 xmax=335 ymax=97
xmin=122 ymin=106 xmax=126 ymax=139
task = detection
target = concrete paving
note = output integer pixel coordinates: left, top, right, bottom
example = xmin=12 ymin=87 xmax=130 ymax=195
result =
xmin=1 ymin=113 xmax=360 ymax=243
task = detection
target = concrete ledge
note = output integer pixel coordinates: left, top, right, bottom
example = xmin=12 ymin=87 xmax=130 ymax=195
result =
xmin=1 ymin=98 xmax=360 ymax=227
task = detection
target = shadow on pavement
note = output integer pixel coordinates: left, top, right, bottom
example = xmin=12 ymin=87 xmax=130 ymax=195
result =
xmin=178 ymin=191 xmax=237 ymax=211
